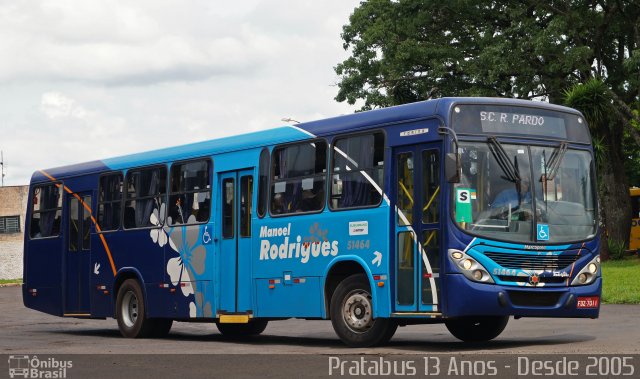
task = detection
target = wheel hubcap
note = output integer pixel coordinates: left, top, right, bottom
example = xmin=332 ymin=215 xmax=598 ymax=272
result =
xmin=342 ymin=290 xmax=373 ymax=333
xmin=121 ymin=291 xmax=138 ymax=328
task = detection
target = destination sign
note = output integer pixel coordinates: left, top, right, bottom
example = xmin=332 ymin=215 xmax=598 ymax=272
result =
xmin=452 ymin=104 xmax=577 ymax=140
xmin=480 ymin=111 xmax=567 ymax=138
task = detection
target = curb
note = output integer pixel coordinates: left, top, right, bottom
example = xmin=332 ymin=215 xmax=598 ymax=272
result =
xmin=0 ymin=283 xmax=22 ymax=287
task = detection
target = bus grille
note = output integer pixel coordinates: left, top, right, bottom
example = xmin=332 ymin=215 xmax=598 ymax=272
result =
xmin=507 ymin=291 xmax=563 ymax=307
xmin=484 ymin=251 xmax=579 ymax=271
xmin=497 ymin=276 xmax=567 ymax=284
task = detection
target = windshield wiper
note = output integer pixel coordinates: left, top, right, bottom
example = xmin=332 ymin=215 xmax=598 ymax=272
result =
xmin=487 ymin=137 xmax=521 ymax=183
xmin=542 ymin=142 xmax=568 ymax=182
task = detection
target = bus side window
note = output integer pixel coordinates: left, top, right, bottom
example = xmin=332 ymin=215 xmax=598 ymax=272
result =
xmin=169 ymin=159 xmax=212 ymax=225
xmin=330 ymin=132 xmax=384 ymax=209
xmin=270 ymin=140 xmax=327 ymax=215
xmin=632 ymin=193 xmax=640 ymax=219
xmin=222 ymin=178 xmax=234 ymax=238
xmin=240 ymin=175 xmax=253 ymax=237
xmin=30 ymin=183 xmax=62 ymax=238
xmin=123 ymin=166 xmax=167 ymax=229
xmin=257 ymin=148 xmax=269 ymax=218
xmin=98 ymin=173 xmax=123 ymax=232
xmin=422 ymin=150 xmax=440 ymax=223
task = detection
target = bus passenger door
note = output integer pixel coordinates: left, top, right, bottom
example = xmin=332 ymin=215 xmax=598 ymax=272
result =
xmin=64 ymin=192 xmax=92 ymax=315
xmin=393 ymin=145 xmax=442 ymax=313
xmin=218 ymin=169 xmax=254 ymax=314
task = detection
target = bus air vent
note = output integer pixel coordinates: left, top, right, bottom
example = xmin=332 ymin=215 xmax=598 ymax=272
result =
xmin=507 ymin=291 xmax=563 ymax=307
xmin=498 ymin=276 xmax=567 ymax=284
xmin=485 ymin=251 xmax=579 ymax=271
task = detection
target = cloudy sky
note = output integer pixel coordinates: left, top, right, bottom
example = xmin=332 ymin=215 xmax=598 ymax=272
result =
xmin=0 ymin=0 xmax=361 ymax=186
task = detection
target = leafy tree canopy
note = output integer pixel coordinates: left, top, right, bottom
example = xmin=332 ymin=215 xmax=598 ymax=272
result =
xmin=335 ymin=0 xmax=640 ymax=109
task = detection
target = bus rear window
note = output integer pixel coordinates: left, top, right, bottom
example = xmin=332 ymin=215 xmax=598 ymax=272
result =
xmin=30 ymin=183 xmax=62 ymax=238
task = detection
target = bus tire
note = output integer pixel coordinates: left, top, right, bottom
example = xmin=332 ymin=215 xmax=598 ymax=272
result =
xmin=445 ymin=316 xmax=509 ymax=342
xmin=330 ymin=274 xmax=397 ymax=347
xmin=115 ymin=279 xmax=154 ymax=338
xmin=150 ymin=318 xmax=173 ymax=338
xmin=216 ymin=319 xmax=268 ymax=337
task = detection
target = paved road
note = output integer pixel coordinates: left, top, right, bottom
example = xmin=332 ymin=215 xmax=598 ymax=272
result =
xmin=1 ymin=286 xmax=638 ymax=355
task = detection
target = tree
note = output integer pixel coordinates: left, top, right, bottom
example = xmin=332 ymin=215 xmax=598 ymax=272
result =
xmin=564 ymin=79 xmax=632 ymax=252
xmin=335 ymin=0 xmax=640 ymax=249
xmin=336 ymin=0 xmax=639 ymax=107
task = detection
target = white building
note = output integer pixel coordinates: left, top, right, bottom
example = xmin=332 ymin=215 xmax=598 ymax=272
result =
xmin=0 ymin=185 xmax=29 ymax=279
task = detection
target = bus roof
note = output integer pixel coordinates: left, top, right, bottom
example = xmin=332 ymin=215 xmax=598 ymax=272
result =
xmin=31 ymin=97 xmax=582 ymax=183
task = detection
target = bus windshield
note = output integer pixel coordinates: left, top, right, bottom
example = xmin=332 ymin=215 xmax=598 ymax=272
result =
xmin=453 ymin=141 xmax=597 ymax=243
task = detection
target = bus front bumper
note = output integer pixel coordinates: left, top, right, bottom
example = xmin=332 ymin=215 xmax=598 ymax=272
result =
xmin=443 ymin=274 xmax=602 ymax=319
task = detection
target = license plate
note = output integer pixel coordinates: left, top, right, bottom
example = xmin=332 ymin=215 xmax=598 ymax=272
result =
xmin=577 ymin=296 xmax=600 ymax=308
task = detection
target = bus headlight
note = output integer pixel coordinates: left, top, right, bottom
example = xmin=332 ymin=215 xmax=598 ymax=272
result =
xmin=571 ymin=255 xmax=600 ymax=286
xmin=449 ymin=249 xmax=494 ymax=284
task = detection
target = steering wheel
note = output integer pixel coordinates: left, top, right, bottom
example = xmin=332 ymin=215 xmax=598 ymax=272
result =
xmin=511 ymin=208 xmax=534 ymax=221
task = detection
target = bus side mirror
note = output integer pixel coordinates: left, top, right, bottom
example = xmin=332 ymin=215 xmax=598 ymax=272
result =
xmin=445 ymin=153 xmax=461 ymax=183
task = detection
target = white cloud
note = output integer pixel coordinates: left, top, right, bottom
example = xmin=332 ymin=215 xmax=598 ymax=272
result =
xmin=0 ymin=0 xmax=360 ymax=185
xmin=40 ymin=92 xmax=89 ymax=119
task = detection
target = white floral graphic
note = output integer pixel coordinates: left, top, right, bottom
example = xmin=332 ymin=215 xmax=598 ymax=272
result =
xmin=162 ymin=215 xmax=211 ymax=318
xmin=148 ymin=206 xmax=211 ymax=318
xmin=167 ymin=256 xmax=195 ymax=296
xmin=149 ymin=204 xmax=174 ymax=249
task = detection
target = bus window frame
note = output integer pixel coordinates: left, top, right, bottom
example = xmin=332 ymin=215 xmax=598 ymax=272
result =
xmin=97 ymin=171 xmax=124 ymax=234
xmin=328 ymin=129 xmax=386 ymax=212
xmin=257 ymin=147 xmax=270 ymax=219
xmin=268 ymin=138 xmax=328 ymax=218
xmin=167 ymin=157 xmax=213 ymax=226
xmin=122 ymin=164 xmax=168 ymax=231
xmin=28 ymin=181 xmax=63 ymax=240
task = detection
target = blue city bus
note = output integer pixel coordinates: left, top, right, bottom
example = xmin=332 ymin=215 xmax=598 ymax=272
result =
xmin=23 ymin=97 xmax=601 ymax=347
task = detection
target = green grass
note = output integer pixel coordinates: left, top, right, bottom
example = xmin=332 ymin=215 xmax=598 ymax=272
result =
xmin=601 ymin=257 xmax=640 ymax=304
xmin=0 ymin=278 xmax=22 ymax=285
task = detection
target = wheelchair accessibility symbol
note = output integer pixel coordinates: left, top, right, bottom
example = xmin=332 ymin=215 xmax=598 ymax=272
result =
xmin=202 ymin=226 xmax=212 ymax=245
xmin=537 ymin=224 xmax=549 ymax=241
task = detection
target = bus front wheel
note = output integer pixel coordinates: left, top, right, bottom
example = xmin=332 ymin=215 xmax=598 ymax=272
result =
xmin=445 ymin=316 xmax=509 ymax=342
xmin=330 ymin=274 xmax=397 ymax=347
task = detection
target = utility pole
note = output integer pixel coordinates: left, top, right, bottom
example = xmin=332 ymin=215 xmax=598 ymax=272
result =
xmin=0 ymin=150 xmax=5 ymax=187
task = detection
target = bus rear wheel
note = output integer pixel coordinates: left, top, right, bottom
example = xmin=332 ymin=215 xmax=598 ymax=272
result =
xmin=116 ymin=279 xmax=156 ymax=338
xmin=330 ymin=274 xmax=397 ymax=347
xmin=216 ymin=319 xmax=268 ymax=337
xmin=445 ymin=316 xmax=509 ymax=342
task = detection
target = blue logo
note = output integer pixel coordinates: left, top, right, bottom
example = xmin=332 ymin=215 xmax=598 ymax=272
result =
xmin=537 ymin=224 xmax=549 ymax=241
xmin=202 ymin=226 xmax=212 ymax=245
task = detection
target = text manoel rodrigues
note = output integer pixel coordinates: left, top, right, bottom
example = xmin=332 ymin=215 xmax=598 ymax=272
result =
xmin=259 ymin=224 xmax=339 ymax=263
